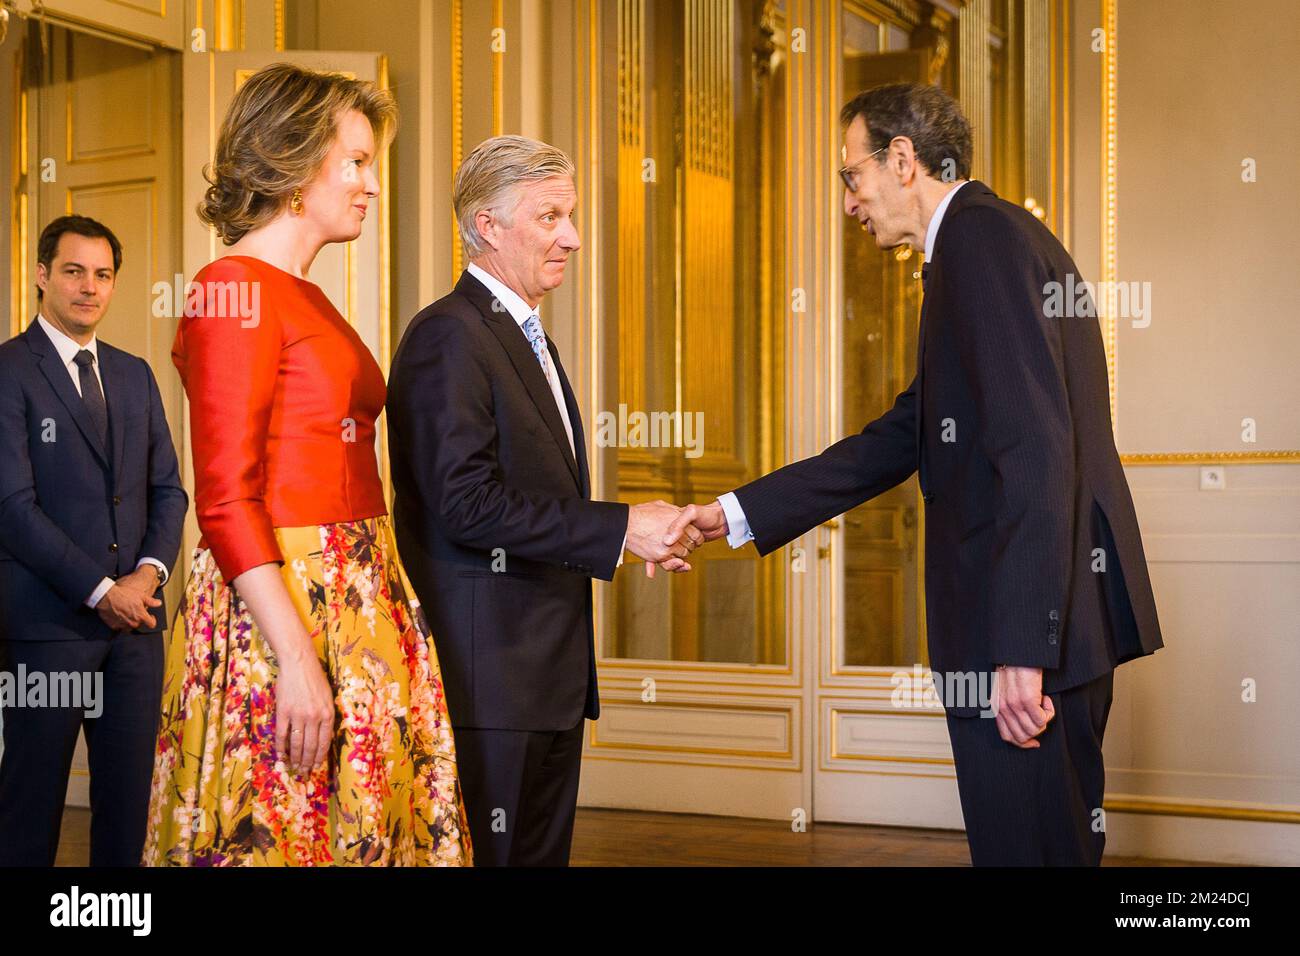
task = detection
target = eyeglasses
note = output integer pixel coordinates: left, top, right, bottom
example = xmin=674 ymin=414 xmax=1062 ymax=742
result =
xmin=839 ymin=145 xmax=886 ymax=192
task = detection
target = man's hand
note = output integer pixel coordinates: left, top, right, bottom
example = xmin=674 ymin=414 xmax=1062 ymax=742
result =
xmin=646 ymin=500 xmax=731 ymax=576
xmin=626 ymin=500 xmax=703 ymax=577
xmin=664 ymin=500 xmax=729 ymax=545
xmin=991 ymin=665 xmax=1056 ymax=748
xmin=95 ymin=566 xmax=162 ymax=632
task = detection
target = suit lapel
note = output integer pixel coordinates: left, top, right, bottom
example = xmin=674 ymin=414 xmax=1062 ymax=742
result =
xmin=914 ymin=181 xmax=991 ymax=493
xmin=915 ymin=265 xmax=941 ymax=495
xmin=548 ymin=342 xmax=590 ymax=498
xmin=26 ymin=322 xmax=111 ymax=470
xmin=99 ymin=345 xmax=128 ymax=485
xmin=456 ymin=272 xmax=583 ymax=490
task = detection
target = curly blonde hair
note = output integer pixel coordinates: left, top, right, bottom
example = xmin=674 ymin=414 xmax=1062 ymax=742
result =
xmin=199 ymin=62 xmax=398 ymax=244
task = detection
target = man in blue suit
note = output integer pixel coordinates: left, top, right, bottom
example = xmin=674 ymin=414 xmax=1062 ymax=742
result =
xmin=0 ymin=215 xmax=187 ymax=866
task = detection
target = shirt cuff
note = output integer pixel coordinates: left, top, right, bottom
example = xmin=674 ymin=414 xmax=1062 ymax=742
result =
xmin=85 ymin=576 xmax=115 ymax=609
xmin=717 ymin=492 xmax=755 ymax=550
xmin=136 ymin=557 xmax=168 ymax=585
xmin=616 ymin=531 xmax=627 ymax=568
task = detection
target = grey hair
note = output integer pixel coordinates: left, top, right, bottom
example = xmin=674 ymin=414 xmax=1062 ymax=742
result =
xmin=453 ymin=134 xmax=576 ymax=258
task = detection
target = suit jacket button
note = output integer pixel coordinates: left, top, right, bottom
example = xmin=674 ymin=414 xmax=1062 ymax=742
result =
xmin=112 ymin=495 xmax=121 ymax=506
xmin=108 ymin=543 xmax=118 ymax=553
xmin=923 ymin=493 xmax=935 ymax=504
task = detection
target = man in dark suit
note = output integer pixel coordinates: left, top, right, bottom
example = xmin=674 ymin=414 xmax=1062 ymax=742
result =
xmin=388 ymin=135 xmax=700 ymax=866
xmin=670 ymin=83 xmax=1164 ymax=865
xmin=0 ymin=215 xmax=187 ymax=866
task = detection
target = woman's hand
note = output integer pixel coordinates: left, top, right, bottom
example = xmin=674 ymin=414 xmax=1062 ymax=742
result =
xmin=231 ymin=562 xmax=336 ymax=774
xmin=273 ymin=652 xmax=336 ymax=773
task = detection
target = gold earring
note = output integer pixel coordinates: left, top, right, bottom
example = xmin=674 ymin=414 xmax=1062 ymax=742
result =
xmin=290 ymin=188 xmax=304 ymax=215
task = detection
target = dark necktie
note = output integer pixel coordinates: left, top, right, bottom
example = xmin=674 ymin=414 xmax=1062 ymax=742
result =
xmin=73 ymin=349 xmax=108 ymax=448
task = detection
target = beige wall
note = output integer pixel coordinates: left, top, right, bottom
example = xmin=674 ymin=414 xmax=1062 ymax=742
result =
xmin=1115 ymin=1 xmax=1299 ymax=454
xmin=1072 ymin=0 xmax=1299 ymax=864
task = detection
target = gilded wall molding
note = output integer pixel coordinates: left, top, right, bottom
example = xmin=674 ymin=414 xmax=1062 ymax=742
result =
xmin=1101 ymin=0 xmax=1117 ymax=431
xmin=1105 ymin=797 xmax=1300 ymax=826
xmin=378 ymin=53 xmax=393 ymax=503
xmin=450 ymin=0 xmax=463 ymax=277
xmin=1121 ymin=451 xmax=1300 ymax=466
xmin=10 ymin=39 xmax=28 ymax=337
xmin=491 ymin=0 xmax=503 ymax=135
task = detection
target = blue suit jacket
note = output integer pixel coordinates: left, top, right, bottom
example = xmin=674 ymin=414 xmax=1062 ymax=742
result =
xmin=0 ymin=320 xmax=188 ymax=641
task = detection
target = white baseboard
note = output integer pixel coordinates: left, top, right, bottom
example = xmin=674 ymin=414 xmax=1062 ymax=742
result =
xmin=1104 ymin=810 xmax=1300 ymax=866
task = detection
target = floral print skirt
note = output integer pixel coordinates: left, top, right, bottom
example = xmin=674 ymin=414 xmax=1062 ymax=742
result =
xmin=142 ymin=516 xmax=472 ymax=866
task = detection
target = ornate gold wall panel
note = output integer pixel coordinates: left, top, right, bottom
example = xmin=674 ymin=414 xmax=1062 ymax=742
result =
xmin=617 ymin=0 xmax=648 ymax=419
xmin=957 ymin=0 xmax=992 ymax=184
xmin=681 ymin=0 xmax=737 ymax=460
xmin=604 ymin=0 xmax=787 ymax=668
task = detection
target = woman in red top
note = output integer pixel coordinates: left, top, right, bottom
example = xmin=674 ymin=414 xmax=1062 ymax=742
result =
xmin=143 ymin=64 xmax=470 ymax=865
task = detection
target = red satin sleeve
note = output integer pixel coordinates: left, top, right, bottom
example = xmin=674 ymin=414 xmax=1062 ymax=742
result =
xmin=173 ymin=258 xmax=284 ymax=582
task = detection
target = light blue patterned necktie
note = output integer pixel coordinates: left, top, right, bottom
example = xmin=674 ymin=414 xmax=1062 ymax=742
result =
xmin=521 ymin=312 xmax=576 ymax=456
xmin=522 ymin=314 xmax=551 ymax=378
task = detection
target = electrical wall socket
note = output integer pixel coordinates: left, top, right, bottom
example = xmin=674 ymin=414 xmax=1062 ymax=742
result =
xmin=1200 ymin=466 xmax=1226 ymax=491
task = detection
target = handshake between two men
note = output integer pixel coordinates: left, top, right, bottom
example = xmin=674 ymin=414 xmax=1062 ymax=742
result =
xmin=624 ymin=500 xmax=730 ymax=578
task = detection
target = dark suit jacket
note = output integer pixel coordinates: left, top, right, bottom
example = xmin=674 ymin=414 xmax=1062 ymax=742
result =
xmin=732 ymin=181 xmax=1163 ymax=714
xmin=388 ymin=271 xmax=628 ymax=732
xmin=0 ymin=320 xmax=187 ymax=641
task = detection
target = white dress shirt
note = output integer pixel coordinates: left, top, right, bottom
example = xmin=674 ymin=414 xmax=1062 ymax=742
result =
xmin=36 ymin=313 xmax=169 ymax=607
xmin=466 ymin=264 xmax=628 ymax=564
xmin=467 ymin=263 xmax=575 ymax=456
xmin=38 ymin=313 xmax=103 ymax=397
xmin=923 ymin=180 xmax=967 ymax=264
xmin=717 ymin=181 xmax=968 ymax=549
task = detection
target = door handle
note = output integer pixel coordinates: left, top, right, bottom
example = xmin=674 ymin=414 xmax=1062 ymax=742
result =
xmin=818 ymin=519 xmax=838 ymax=559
